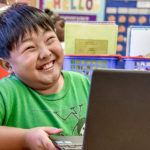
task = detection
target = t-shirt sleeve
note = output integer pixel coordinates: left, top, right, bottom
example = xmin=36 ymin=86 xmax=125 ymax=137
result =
xmin=0 ymin=92 xmax=5 ymax=125
xmin=71 ymin=72 xmax=90 ymax=97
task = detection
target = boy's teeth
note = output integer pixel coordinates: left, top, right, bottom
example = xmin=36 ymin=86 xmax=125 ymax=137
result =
xmin=43 ymin=62 xmax=53 ymax=70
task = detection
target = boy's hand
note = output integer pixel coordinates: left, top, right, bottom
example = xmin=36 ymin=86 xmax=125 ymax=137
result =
xmin=24 ymin=127 xmax=62 ymax=150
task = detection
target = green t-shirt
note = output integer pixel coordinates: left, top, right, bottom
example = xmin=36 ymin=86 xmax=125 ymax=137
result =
xmin=0 ymin=71 xmax=90 ymax=136
xmin=0 ymin=10 xmax=3 ymax=14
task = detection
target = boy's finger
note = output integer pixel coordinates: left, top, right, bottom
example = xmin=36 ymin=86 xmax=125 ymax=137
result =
xmin=41 ymin=127 xmax=63 ymax=135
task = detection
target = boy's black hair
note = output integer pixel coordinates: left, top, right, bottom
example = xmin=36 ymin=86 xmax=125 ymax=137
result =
xmin=44 ymin=8 xmax=65 ymax=25
xmin=0 ymin=3 xmax=55 ymax=59
xmin=44 ymin=8 xmax=53 ymax=16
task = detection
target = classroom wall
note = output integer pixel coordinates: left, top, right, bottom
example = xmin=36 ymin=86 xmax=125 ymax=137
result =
xmin=42 ymin=0 xmax=150 ymax=56
xmin=105 ymin=0 xmax=150 ymax=56
xmin=7 ymin=0 xmax=39 ymax=7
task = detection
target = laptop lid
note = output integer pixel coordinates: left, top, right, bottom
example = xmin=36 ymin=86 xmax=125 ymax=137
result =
xmin=83 ymin=69 xmax=150 ymax=150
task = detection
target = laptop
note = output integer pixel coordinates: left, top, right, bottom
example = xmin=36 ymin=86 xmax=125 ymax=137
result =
xmin=51 ymin=69 xmax=150 ymax=150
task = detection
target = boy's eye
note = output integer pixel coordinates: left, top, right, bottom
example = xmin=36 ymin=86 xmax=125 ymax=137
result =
xmin=60 ymin=22 xmax=64 ymax=28
xmin=25 ymin=46 xmax=35 ymax=51
xmin=46 ymin=37 xmax=55 ymax=43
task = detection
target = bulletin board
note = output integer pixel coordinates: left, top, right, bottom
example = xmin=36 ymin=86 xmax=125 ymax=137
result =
xmin=42 ymin=0 xmax=106 ymax=21
xmin=126 ymin=26 xmax=150 ymax=57
xmin=105 ymin=0 xmax=150 ymax=56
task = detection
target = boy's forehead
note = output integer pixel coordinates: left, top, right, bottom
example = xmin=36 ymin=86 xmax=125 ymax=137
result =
xmin=21 ymin=26 xmax=54 ymax=40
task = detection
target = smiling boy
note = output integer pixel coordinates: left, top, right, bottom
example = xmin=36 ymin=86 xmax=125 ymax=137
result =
xmin=0 ymin=3 xmax=90 ymax=150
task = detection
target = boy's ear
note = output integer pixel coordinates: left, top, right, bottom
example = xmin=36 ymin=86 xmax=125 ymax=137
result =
xmin=0 ymin=58 xmax=13 ymax=74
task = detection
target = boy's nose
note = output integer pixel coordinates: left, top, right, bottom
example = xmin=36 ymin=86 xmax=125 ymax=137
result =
xmin=39 ymin=47 xmax=52 ymax=60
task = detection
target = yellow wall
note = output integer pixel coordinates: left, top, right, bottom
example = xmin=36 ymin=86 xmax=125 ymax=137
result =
xmin=8 ymin=0 xmax=38 ymax=7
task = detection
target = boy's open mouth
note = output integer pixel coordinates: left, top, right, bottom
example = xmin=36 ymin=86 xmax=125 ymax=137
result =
xmin=37 ymin=61 xmax=55 ymax=71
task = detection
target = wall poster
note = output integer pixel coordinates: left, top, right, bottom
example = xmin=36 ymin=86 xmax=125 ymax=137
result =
xmin=42 ymin=0 xmax=106 ymax=21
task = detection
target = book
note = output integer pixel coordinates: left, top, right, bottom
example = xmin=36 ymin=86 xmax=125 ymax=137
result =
xmin=64 ymin=21 xmax=118 ymax=55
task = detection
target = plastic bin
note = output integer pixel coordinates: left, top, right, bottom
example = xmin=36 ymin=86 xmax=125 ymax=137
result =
xmin=0 ymin=67 xmax=9 ymax=79
xmin=63 ymin=55 xmax=120 ymax=80
xmin=123 ymin=57 xmax=150 ymax=71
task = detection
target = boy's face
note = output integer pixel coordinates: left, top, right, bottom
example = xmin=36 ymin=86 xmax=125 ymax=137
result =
xmin=7 ymin=27 xmax=64 ymax=92
xmin=55 ymin=19 xmax=65 ymax=42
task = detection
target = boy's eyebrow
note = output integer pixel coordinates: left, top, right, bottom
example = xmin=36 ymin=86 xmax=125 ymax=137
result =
xmin=43 ymin=29 xmax=53 ymax=35
xmin=22 ymin=37 xmax=32 ymax=43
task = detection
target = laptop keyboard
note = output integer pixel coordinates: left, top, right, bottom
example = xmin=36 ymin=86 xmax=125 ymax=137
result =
xmin=55 ymin=140 xmax=82 ymax=150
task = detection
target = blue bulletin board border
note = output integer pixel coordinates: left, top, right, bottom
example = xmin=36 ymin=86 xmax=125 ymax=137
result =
xmin=106 ymin=0 xmax=136 ymax=8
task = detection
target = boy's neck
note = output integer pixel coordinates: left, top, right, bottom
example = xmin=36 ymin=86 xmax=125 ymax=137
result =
xmin=34 ymin=73 xmax=64 ymax=95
